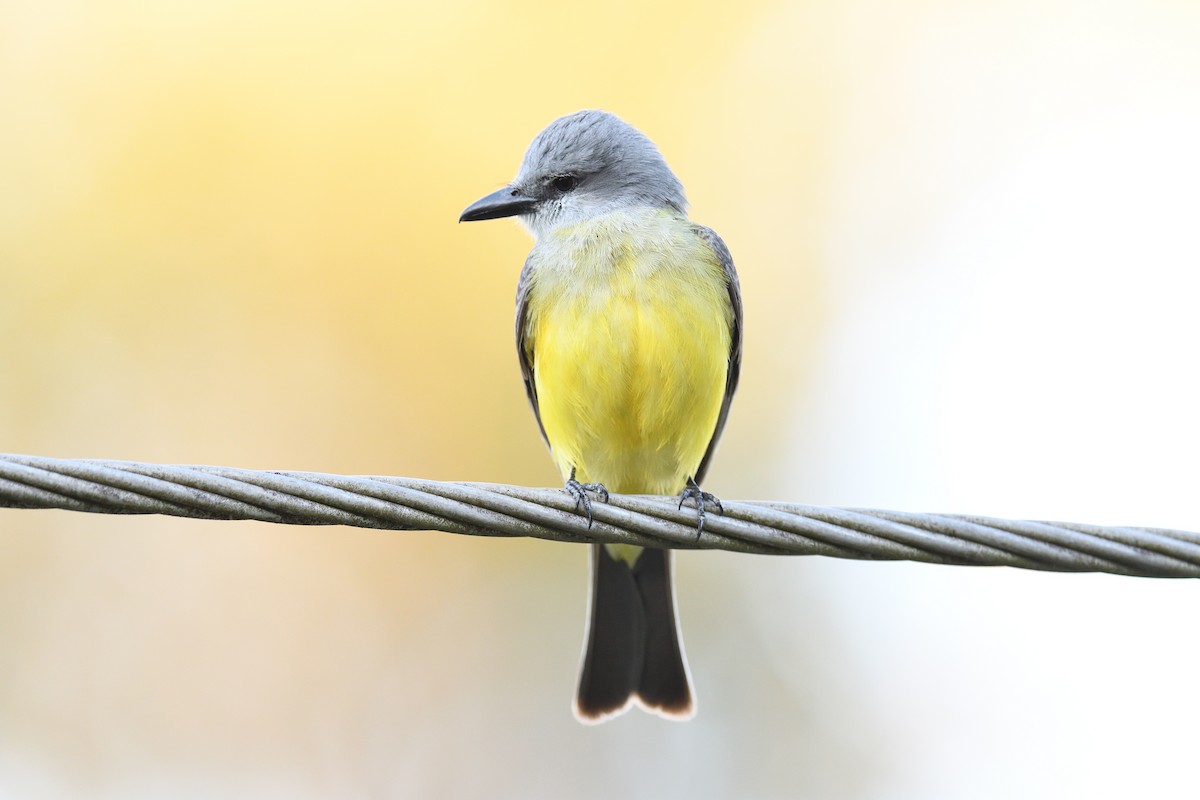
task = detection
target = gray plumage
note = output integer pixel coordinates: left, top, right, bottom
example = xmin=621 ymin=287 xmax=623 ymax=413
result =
xmin=690 ymin=224 xmax=742 ymax=484
xmin=511 ymin=110 xmax=688 ymax=237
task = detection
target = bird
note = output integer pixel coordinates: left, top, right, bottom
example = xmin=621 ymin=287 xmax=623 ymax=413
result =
xmin=459 ymin=110 xmax=742 ymax=723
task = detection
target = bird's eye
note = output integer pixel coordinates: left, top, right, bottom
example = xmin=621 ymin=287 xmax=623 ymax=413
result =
xmin=551 ymin=175 xmax=578 ymax=193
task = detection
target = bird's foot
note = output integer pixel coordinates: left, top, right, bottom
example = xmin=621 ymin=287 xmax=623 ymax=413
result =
xmin=678 ymin=477 xmax=723 ymax=538
xmin=565 ymin=469 xmax=609 ymax=527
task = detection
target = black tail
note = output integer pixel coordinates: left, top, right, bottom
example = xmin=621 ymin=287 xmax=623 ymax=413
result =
xmin=574 ymin=544 xmax=694 ymax=722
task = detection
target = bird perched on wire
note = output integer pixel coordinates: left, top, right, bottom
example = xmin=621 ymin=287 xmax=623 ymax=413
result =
xmin=460 ymin=110 xmax=742 ymax=722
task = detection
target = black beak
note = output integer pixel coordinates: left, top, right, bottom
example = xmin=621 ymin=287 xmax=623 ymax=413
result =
xmin=459 ymin=187 xmax=538 ymax=222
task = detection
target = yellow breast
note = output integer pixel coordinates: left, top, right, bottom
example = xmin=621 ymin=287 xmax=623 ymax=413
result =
xmin=522 ymin=209 xmax=732 ymax=496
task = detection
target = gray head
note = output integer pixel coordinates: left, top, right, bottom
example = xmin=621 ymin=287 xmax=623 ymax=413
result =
xmin=460 ymin=110 xmax=686 ymax=237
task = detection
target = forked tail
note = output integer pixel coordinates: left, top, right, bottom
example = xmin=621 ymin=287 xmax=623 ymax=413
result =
xmin=574 ymin=544 xmax=694 ymax=722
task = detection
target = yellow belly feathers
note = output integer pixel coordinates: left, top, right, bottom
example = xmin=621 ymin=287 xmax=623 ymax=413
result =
xmin=523 ymin=209 xmax=732 ymax=499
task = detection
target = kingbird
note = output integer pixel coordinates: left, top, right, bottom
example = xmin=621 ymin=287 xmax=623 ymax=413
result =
xmin=460 ymin=110 xmax=742 ymax=722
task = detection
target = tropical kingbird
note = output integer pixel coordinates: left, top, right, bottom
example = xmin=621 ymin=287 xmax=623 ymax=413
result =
xmin=460 ymin=110 xmax=742 ymax=722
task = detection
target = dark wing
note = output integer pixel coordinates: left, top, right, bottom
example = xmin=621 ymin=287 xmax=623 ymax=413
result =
xmin=692 ymin=224 xmax=743 ymax=485
xmin=514 ymin=252 xmax=548 ymax=444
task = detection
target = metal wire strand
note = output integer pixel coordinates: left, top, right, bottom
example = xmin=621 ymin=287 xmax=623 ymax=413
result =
xmin=2 ymin=453 xmax=1198 ymax=578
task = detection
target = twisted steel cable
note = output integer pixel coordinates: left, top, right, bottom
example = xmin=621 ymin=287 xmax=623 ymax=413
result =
xmin=2 ymin=453 xmax=1198 ymax=578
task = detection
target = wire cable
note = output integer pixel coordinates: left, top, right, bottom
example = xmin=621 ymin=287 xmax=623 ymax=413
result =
xmin=2 ymin=453 xmax=1198 ymax=578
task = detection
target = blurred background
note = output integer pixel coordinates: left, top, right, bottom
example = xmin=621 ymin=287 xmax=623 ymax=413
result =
xmin=2 ymin=0 xmax=1199 ymax=797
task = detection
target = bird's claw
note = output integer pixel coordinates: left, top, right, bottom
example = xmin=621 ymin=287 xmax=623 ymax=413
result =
xmin=678 ymin=478 xmax=723 ymax=538
xmin=565 ymin=472 xmax=609 ymax=527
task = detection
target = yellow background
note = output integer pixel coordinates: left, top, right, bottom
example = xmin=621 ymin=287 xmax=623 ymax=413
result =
xmin=3 ymin=1 xmax=1199 ymax=797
